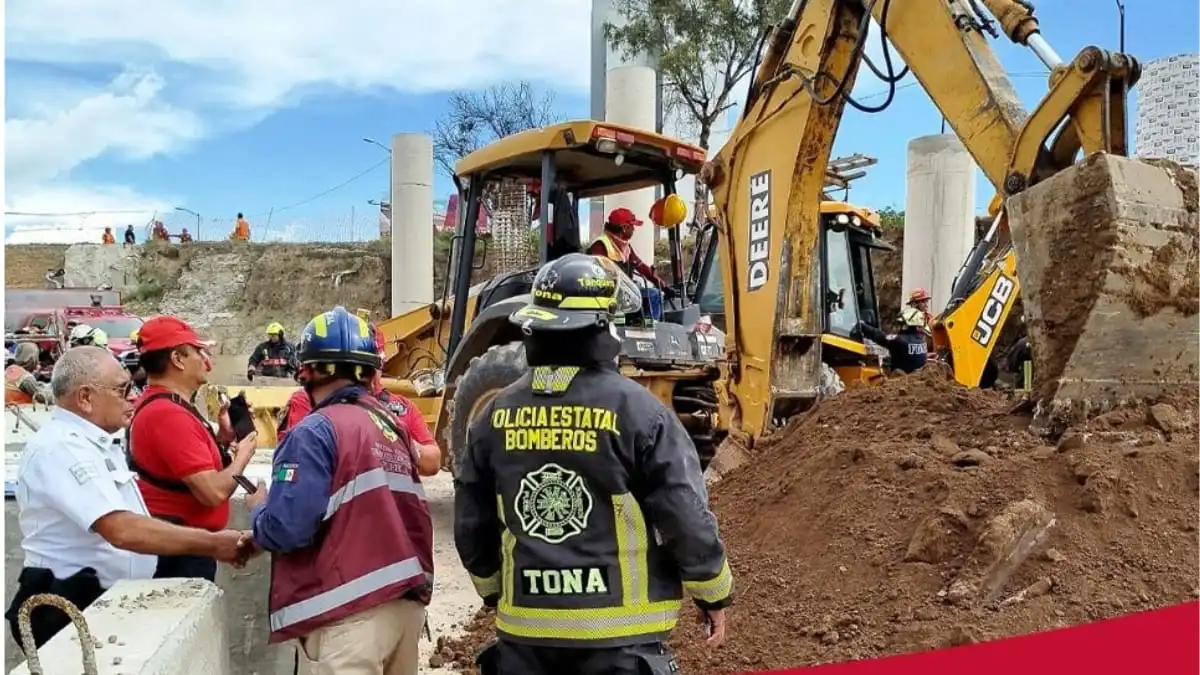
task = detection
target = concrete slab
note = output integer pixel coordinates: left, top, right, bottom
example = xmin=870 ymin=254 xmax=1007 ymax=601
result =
xmin=1007 ymin=154 xmax=1200 ymax=426
xmin=9 ymin=579 xmax=228 ymax=675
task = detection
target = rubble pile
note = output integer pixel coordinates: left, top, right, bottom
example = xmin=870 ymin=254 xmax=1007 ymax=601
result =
xmin=672 ymin=368 xmax=1198 ymax=674
xmin=438 ymin=369 xmax=1198 ymax=674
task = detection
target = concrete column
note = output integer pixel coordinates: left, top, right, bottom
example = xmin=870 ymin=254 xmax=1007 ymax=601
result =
xmin=391 ymin=133 xmax=434 ymax=315
xmin=604 ymin=65 xmax=658 ymax=262
xmin=902 ymin=134 xmax=977 ymax=316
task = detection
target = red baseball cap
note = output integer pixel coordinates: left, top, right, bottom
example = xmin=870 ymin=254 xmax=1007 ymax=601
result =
xmin=607 ymin=207 xmax=643 ymax=228
xmin=137 ymin=315 xmax=213 ymax=352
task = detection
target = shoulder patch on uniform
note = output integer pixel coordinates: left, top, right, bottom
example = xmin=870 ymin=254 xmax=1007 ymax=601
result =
xmin=69 ymin=461 xmax=100 ymax=485
xmin=514 ymin=463 xmax=593 ymax=544
xmin=274 ymin=462 xmax=299 ymax=483
xmin=366 ymin=410 xmax=399 ymax=442
xmin=385 ymin=398 xmax=407 ymax=416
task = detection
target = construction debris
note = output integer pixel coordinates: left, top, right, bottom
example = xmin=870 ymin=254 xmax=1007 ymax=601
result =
xmin=669 ymin=369 xmax=1198 ymax=674
xmin=441 ymin=368 xmax=1197 ymax=675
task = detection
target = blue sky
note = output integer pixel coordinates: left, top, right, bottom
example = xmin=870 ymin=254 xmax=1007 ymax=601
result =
xmin=4 ymin=0 xmax=1197 ymax=244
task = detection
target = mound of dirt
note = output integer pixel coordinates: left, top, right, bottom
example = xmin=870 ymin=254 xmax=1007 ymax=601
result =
xmin=670 ymin=369 xmax=1198 ymax=674
xmin=438 ymin=370 xmax=1197 ymax=674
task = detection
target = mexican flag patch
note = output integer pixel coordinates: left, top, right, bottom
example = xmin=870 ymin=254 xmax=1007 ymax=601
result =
xmin=274 ymin=463 xmax=299 ymax=483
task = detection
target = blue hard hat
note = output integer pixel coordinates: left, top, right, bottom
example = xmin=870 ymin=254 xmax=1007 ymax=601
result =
xmin=297 ymin=306 xmax=381 ymax=370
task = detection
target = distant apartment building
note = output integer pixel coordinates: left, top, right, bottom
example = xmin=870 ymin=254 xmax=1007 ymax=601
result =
xmin=1135 ymin=53 xmax=1200 ymax=166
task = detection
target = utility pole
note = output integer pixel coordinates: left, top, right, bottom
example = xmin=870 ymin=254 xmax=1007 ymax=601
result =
xmin=1114 ymin=0 xmax=1125 ymax=52
xmin=174 ymin=206 xmax=201 ymax=240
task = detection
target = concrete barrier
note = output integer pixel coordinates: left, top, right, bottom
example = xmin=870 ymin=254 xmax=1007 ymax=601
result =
xmin=9 ymin=579 xmax=229 ymax=675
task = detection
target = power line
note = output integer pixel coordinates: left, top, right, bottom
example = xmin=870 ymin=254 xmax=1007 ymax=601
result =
xmin=5 ymin=209 xmax=157 ymax=217
xmin=245 ymin=157 xmax=390 ymax=218
xmin=5 ymin=157 xmax=391 ymax=222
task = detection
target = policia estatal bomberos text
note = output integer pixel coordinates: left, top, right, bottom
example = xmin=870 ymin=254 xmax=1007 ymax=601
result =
xmin=454 ymin=253 xmax=734 ymax=675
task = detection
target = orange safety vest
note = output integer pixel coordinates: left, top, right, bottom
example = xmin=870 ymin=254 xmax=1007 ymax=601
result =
xmin=5 ymin=365 xmax=34 ymax=405
xmin=234 ymin=219 xmax=250 ymax=240
xmin=589 ymin=233 xmax=629 ymax=263
xmin=102 ymin=232 xmax=116 ymax=244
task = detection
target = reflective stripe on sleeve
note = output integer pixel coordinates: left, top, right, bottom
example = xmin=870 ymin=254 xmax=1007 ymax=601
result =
xmin=324 ymin=467 xmax=426 ymax=520
xmin=269 ymin=557 xmax=429 ymax=631
xmin=683 ymin=558 xmax=734 ymax=605
xmin=471 ymin=573 xmax=501 ymax=598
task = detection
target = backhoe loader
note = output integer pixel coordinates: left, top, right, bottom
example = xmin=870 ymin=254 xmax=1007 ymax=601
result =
xmin=703 ymin=0 xmax=1197 ymax=439
xmin=377 ymin=121 xmax=733 ymax=474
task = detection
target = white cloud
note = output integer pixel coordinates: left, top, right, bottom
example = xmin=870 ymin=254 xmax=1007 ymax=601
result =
xmin=6 ymin=0 xmax=594 ymax=226
xmin=6 ymin=0 xmax=593 ymax=110
xmin=4 ymin=183 xmax=174 ymax=244
xmin=6 ymin=70 xmax=203 ymax=187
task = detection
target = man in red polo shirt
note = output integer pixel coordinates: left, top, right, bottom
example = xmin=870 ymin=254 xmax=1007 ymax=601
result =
xmin=127 ymin=316 xmax=259 ymax=581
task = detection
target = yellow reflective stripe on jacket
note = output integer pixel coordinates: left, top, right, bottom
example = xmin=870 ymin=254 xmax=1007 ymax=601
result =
xmin=613 ymin=493 xmax=649 ymax=606
xmin=498 ymin=494 xmax=517 ymax=603
xmin=496 ymin=599 xmax=682 ymax=640
xmin=684 ymin=558 xmax=733 ymax=604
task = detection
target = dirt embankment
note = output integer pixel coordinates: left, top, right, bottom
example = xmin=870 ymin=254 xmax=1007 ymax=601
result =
xmin=4 ymin=245 xmax=68 ymax=288
xmin=438 ymin=369 xmax=1198 ymax=674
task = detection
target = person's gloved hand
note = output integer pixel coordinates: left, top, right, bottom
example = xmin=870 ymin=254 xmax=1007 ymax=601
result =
xmin=245 ymin=369 xmax=255 ymax=382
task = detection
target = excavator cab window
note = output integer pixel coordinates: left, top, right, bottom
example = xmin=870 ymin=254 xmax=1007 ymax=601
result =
xmin=822 ymin=224 xmax=861 ymax=338
xmin=848 ymin=233 xmax=882 ymax=328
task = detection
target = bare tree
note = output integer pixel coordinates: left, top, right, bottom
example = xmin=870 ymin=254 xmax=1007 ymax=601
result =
xmin=431 ymin=82 xmax=559 ymax=178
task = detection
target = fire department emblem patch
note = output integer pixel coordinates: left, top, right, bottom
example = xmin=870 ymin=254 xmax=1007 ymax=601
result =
xmin=515 ymin=463 xmax=594 ymax=544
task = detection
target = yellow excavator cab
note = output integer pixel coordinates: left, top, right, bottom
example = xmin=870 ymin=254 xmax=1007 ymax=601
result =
xmin=403 ymin=119 xmax=735 ymax=475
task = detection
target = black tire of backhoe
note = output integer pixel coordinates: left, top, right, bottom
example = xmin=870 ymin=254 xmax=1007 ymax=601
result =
xmin=448 ymin=342 xmax=526 ymax=481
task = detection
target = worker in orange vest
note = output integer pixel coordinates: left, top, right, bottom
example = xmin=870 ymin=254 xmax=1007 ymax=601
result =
xmin=102 ymin=228 xmax=116 ymax=245
xmin=232 ymin=213 xmax=251 ymax=241
xmin=5 ymin=344 xmax=51 ymax=405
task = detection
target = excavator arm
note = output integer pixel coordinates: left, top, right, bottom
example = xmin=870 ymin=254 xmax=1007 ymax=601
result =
xmin=706 ymin=0 xmax=1194 ymax=439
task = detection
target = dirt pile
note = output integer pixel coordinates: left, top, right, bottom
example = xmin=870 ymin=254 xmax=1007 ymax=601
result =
xmin=4 ymin=245 xmax=68 ymax=289
xmin=437 ymin=369 xmax=1197 ymax=674
xmin=671 ymin=368 xmax=1198 ymax=674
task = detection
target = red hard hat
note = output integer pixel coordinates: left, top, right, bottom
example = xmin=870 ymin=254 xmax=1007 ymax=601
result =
xmin=607 ymin=207 xmax=643 ymax=228
xmin=908 ymin=288 xmax=931 ymax=303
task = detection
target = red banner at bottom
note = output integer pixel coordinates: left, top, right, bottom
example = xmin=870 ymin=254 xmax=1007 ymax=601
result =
xmin=742 ymin=602 xmax=1200 ymax=675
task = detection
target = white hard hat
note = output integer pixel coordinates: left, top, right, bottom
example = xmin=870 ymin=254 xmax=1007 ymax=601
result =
xmin=69 ymin=324 xmax=110 ymax=348
xmin=899 ymin=306 xmax=926 ymax=329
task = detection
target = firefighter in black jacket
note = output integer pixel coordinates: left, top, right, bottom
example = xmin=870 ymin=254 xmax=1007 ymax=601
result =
xmin=246 ymin=322 xmax=298 ymax=379
xmin=454 ymin=253 xmax=734 ymax=675
xmin=859 ymin=306 xmax=929 ymax=374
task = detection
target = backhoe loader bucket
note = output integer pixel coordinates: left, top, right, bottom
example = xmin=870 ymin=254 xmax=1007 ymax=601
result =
xmin=1006 ymin=154 xmax=1199 ymax=429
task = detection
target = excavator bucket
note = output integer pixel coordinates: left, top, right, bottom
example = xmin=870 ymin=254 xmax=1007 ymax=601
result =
xmin=1006 ymin=154 xmax=1199 ymax=428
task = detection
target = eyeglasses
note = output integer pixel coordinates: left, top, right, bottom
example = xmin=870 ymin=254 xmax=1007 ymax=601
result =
xmin=88 ymin=381 xmax=134 ymax=398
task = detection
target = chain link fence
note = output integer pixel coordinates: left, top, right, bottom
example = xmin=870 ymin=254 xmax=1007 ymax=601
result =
xmin=156 ymin=207 xmax=395 ymax=243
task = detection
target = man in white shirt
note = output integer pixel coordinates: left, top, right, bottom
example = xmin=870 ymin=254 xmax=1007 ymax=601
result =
xmin=5 ymin=346 xmax=250 ymax=653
